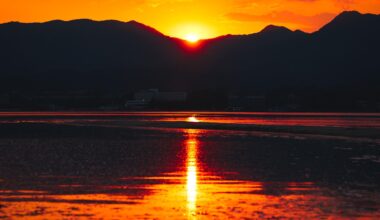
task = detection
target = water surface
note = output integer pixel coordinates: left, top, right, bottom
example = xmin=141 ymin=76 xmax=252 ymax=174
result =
xmin=0 ymin=112 xmax=379 ymax=219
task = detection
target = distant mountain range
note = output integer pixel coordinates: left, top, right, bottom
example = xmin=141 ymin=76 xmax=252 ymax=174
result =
xmin=0 ymin=11 xmax=379 ymax=110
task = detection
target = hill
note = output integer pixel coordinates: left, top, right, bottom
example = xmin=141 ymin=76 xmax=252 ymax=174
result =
xmin=0 ymin=11 xmax=379 ymax=110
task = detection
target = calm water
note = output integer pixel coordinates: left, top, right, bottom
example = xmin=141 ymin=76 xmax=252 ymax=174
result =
xmin=0 ymin=112 xmax=380 ymax=219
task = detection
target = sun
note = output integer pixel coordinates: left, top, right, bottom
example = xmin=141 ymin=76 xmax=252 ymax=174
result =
xmin=184 ymin=34 xmax=200 ymax=43
xmin=170 ymin=23 xmax=214 ymax=44
xmin=187 ymin=116 xmax=200 ymax=123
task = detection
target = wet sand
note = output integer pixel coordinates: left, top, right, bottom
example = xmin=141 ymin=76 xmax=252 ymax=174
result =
xmin=0 ymin=112 xmax=380 ymax=219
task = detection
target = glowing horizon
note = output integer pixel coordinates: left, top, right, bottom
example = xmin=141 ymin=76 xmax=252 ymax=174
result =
xmin=0 ymin=1 xmax=379 ymax=39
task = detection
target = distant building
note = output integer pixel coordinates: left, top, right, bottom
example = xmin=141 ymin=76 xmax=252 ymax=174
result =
xmin=125 ymin=100 xmax=148 ymax=110
xmin=134 ymin=89 xmax=159 ymax=103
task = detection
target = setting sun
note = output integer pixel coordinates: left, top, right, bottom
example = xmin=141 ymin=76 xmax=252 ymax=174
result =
xmin=184 ymin=34 xmax=200 ymax=43
xmin=171 ymin=23 xmax=213 ymax=42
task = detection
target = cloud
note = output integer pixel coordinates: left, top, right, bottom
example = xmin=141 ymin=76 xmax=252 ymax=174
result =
xmin=226 ymin=11 xmax=336 ymax=32
xmin=231 ymin=0 xmax=356 ymax=10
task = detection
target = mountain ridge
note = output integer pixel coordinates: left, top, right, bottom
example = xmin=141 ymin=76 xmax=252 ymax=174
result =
xmin=1 ymin=10 xmax=373 ymax=40
xmin=0 ymin=11 xmax=379 ymax=110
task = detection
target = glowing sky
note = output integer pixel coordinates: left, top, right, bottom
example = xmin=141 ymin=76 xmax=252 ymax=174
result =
xmin=1 ymin=0 xmax=380 ymax=39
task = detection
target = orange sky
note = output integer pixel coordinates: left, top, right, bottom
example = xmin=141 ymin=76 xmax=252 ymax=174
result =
xmin=1 ymin=0 xmax=380 ymax=39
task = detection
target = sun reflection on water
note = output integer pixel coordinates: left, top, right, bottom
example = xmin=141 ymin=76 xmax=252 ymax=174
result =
xmin=1 ymin=124 xmax=380 ymax=219
xmin=187 ymin=116 xmax=200 ymax=123
xmin=185 ymin=129 xmax=199 ymax=218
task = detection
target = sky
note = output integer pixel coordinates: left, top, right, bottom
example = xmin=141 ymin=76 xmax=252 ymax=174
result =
xmin=1 ymin=0 xmax=380 ymax=39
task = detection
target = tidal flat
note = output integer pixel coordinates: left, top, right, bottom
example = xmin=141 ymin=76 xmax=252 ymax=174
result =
xmin=0 ymin=112 xmax=380 ymax=219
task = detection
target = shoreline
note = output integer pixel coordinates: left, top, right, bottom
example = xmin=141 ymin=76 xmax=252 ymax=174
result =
xmin=2 ymin=119 xmax=376 ymax=142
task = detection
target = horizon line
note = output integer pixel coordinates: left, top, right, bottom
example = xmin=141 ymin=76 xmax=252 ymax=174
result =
xmin=0 ymin=10 xmax=377 ymax=41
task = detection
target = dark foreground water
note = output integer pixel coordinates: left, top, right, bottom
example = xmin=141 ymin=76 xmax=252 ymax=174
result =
xmin=0 ymin=112 xmax=380 ymax=219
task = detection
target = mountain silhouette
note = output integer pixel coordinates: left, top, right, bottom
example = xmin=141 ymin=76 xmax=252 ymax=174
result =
xmin=0 ymin=11 xmax=379 ymax=110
